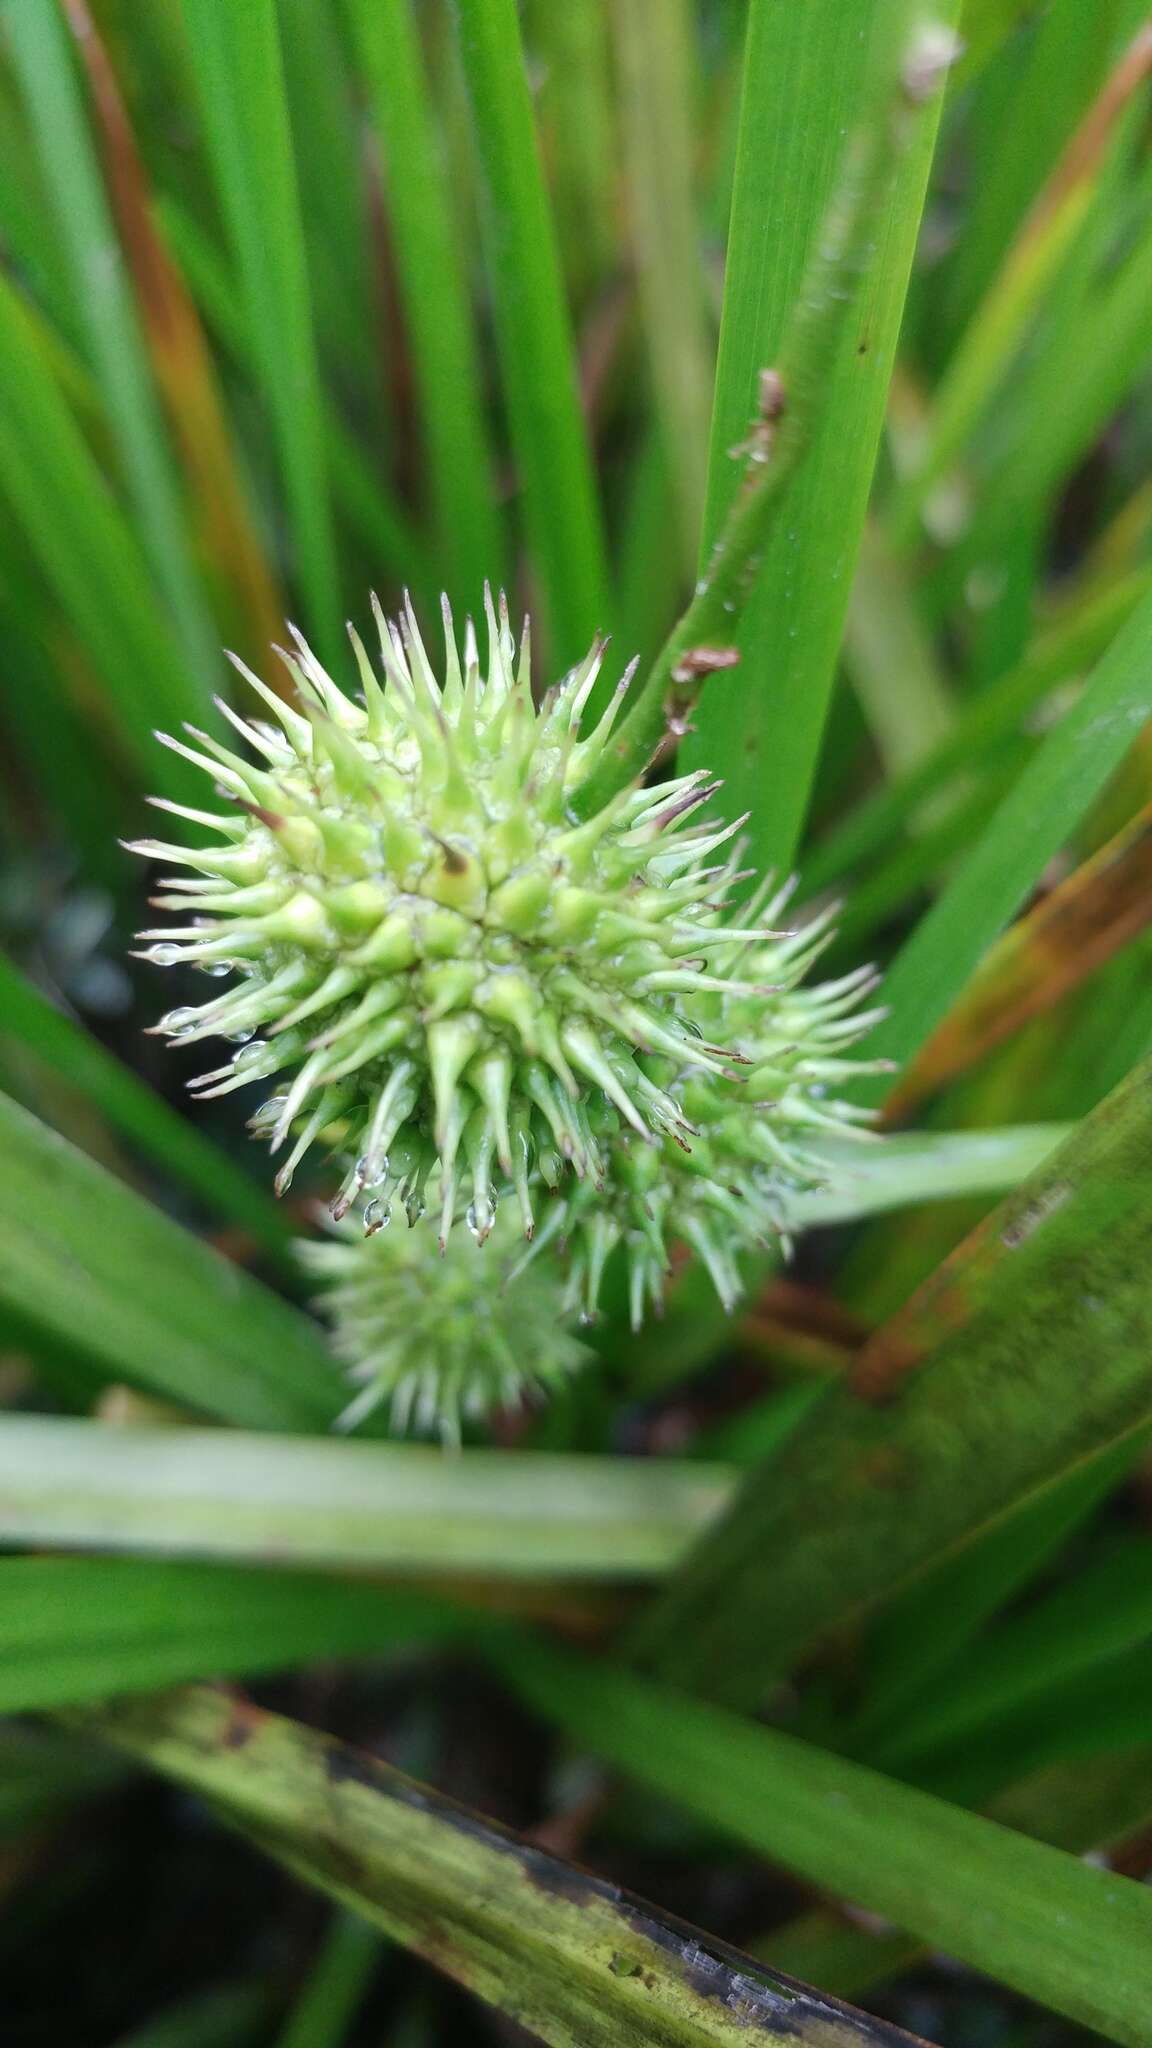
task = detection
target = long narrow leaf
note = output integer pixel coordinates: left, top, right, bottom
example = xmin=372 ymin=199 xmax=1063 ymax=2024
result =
xmin=876 ymin=1535 xmax=1152 ymax=1766
xmin=0 ymin=1091 xmax=339 ymax=1430
xmin=0 ymin=1557 xmax=460 ymax=1713
xmin=62 ymin=0 xmax=285 ymax=667
xmin=527 ymin=0 xmax=617 ymax=310
xmin=499 ymin=1635 xmax=1152 ymax=2048
xmin=789 ymin=1122 xmax=1066 ymax=1231
xmin=842 ymin=521 xmax=957 ymax=778
xmin=451 ymin=0 xmax=609 ymax=664
xmin=630 ymin=1050 xmax=1152 ymax=1704
xmin=884 ymin=794 xmax=1152 ymax=1118
xmin=921 ymin=1642 xmax=1152 ymax=1801
xmin=803 ymin=566 xmax=1150 ymax=895
xmin=858 ymin=579 xmax=1152 ymax=1096
xmin=275 ymin=0 xmax=376 ymax=403
xmin=0 ymin=570 xmax=123 ymax=881
xmin=0 ymin=1415 xmax=730 ymax=1580
xmin=0 ymin=270 xmax=203 ymax=797
xmin=180 ymin=0 xmax=342 ymax=662
xmin=854 ymin=1432 xmax=1141 ymax=1740
xmin=346 ymin=0 xmax=506 ymax=606
xmin=759 ymin=1745 xmax=1152 ymax=2001
xmin=940 ymin=0 xmax=1125 ymax=326
xmin=78 ymin=1684 xmax=926 ymax=2048
xmin=677 ymin=0 xmax=960 ymax=874
xmin=271 ymin=1911 xmax=380 ymax=2048
xmin=613 ymin=0 xmax=712 ymax=573
xmin=0 ymin=954 xmax=291 ymax=1261
xmin=890 ymin=25 xmax=1152 ymax=544
xmin=154 ymin=193 xmax=432 ymax=605
xmin=6 ymin=0 xmax=221 ymax=698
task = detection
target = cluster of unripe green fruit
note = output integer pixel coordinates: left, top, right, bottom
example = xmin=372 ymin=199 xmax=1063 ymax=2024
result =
xmin=135 ymin=593 xmax=884 ymax=1438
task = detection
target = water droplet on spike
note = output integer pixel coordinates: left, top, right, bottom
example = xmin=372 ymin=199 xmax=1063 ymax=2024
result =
xmin=466 ymin=1198 xmax=496 ymax=1241
xmin=146 ymin=944 xmax=182 ymax=967
xmin=161 ymin=1007 xmax=199 ymax=1036
xmin=355 ymin=1153 xmax=389 ymax=1188
xmin=223 ymin=1026 xmax=256 ymax=1044
xmin=364 ymin=1199 xmax=391 ymax=1234
xmin=233 ymin=1039 xmax=269 ymax=1070
xmin=249 ymin=1093 xmax=288 ymax=1130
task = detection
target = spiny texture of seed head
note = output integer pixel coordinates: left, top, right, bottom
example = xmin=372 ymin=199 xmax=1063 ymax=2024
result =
xmin=300 ymin=1206 xmax=588 ymax=1441
xmin=133 ymin=591 xmax=773 ymax=1245
xmin=520 ymin=879 xmax=893 ymax=1328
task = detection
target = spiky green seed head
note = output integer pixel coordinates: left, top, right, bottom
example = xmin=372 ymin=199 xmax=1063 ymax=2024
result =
xmin=523 ymin=880 xmax=893 ymax=1327
xmin=132 ymin=591 xmax=777 ymax=1245
xmin=301 ymin=1205 xmax=588 ymax=1441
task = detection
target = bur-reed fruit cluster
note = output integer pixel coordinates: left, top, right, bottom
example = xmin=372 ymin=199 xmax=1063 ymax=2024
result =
xmin=135 ymin=593 xmax=884 ymax=1429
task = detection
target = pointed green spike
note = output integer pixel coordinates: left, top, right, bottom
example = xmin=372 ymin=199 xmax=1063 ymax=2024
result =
xmin=346 ymin=622 xmax=391 ymax=738
xmin=439 ymin=595 xmax=465 ymax=712
xmin=463 ymin=1106 xmax=497 ymax=1242
xmin=507 ymin=1105 xmax=537 ymax=1238
xmin=473 ymin=1051 xmax=515 ymax=1171
xmin=560 ymin=1024 xmax=649 ymax=1138
xmin=318 ymin=1013 xmax=410 ymax=1088
xmin=225 ymin=650 xmax=314 ymax=752
xmin=428 ymin=1016 xmax=483 ymax=1148
xmin=362 ymin=1060 xmax=419 ymax=1185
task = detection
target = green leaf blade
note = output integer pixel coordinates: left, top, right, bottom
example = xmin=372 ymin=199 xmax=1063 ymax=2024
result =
xmin=7 ymin=0 xmax=221 ymax=701
xmin=680 ymin=0 xmax=960 ymax=876
xmin=180 ymin=0 xmax=342 ymax=662
xmin=630 ymin=1052 xmax=1152 ymax=1706
xmin=0 ymin=1415 xmax=731 ymax=1581
xmin=78 ymin=1683 xmax=924 ymax=2048
xmin=0 ymin=954 xmax=291 ymax=1262
xmin=0 ymin=1556 xmax=460 ymax=1714
xmin=451 ymin=0 xmax=610 ymax=665
xmin=499 ymin=1637 xmax=1152 ymax=2048
xmin=0 ymin=1091 xmax=338 ymax=1430
xmin=859 ymin=580 xmax=1152 ymax=1095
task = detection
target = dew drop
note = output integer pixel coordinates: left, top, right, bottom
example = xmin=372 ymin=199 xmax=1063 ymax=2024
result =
xmin=466 ymin=1198 xmax=496 ymax=1241
xmin=404 ymin=1190 xmax=426 ymax=1227
xmin=146 ymin=944 xmax=182 ymax=967
xmin=364 ymin=1199 xmax=392 ymax=1234
xmin=538 ymin=1148 xmax=563 ymax=1188
xmin=233 ymin=1038 xmax=269 ymax=1070
xmin=223 ymin=1026 xmax=256 ymax=1044
xmin=355 ymin=1152 xmax=389 ymax=1189
xmin=204 ymin=962 xmax=234 ymax=980
xmin=249 ymin=1092 xmax=288 ymax=1130
xmin=161 ymin=1007 xmax=199 ymax=1037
